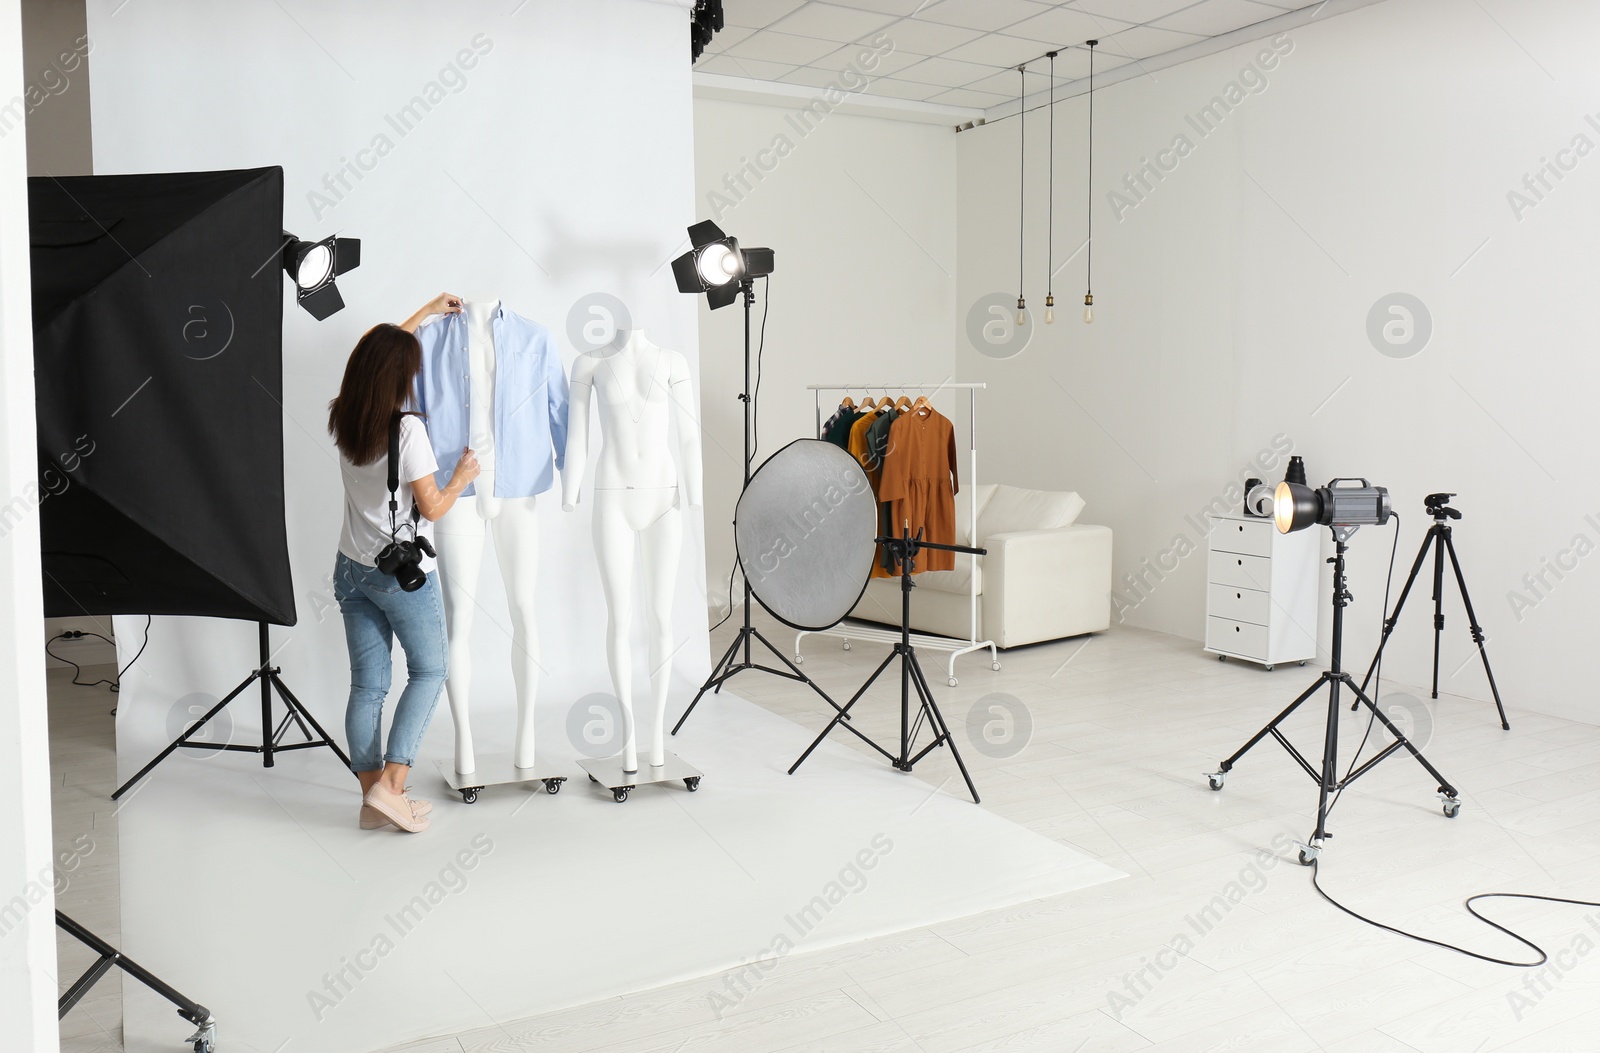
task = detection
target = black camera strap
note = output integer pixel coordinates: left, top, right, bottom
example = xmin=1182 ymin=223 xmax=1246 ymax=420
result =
xmin=387 ymin=414 xmax=421 ymax=541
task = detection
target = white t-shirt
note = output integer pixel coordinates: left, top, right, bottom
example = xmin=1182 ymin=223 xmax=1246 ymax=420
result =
xmin=338 ymin=415 xmax=440 ymax=572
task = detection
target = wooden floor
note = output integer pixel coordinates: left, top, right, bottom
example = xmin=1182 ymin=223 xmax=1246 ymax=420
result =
xmin=49 ymin=613 xmax=1600 ymax=1052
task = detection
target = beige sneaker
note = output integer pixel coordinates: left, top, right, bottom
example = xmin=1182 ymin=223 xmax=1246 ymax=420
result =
xmin=363 ymin=783 xmax=430 ymax=833
xmin=360 ymin=794 xmax=433 ymax=830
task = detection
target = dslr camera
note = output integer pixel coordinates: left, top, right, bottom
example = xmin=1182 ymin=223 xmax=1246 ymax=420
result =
xmin=376 ymin=534 xmax=435 ymax=592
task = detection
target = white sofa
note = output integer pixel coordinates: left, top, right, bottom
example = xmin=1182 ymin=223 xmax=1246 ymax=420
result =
xmin=848 ymin=484 xmax=1113 ymax=649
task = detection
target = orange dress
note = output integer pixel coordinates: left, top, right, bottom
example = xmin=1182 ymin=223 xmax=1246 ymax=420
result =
xmin=877 ymin=407 xmax=959 ymax=573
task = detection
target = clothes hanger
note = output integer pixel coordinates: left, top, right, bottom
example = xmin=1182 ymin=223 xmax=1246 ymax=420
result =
xmin=912 ymin=395 xmax=931 ymax=415
xmin=894 ymin=394 xmax=914 ymax=412
xmin=859 ymin=395 xmax=877 ymax=410
xmin=841 ymin=395 xmax=855 ymax=410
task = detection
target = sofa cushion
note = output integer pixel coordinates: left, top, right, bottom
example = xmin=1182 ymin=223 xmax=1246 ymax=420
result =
xmin=978 ymin=485 xmax=1085 ymax=540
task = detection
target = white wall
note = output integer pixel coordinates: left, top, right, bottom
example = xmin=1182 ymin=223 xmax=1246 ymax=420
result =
xmin=0 ymin=0 xmax=60 ymax=1045
xmin=956 ymin=0 xmax=1600 ymax=724
xmin=88 ymin=0 xmax=708 ymax=831
xmin=691 ymin=93 xmax=958 ymax=607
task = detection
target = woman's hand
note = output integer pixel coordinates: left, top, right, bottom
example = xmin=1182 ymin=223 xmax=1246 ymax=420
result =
xmin=398 ymin=292 xmax=464 ymax=333
xmin=411 ymin=448 xmax=480 ymax=521
xmin=454 ymin=447 xmax=480 ymax=486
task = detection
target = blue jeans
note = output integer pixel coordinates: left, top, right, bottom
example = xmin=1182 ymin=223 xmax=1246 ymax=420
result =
xmin=334 ymin=552 xmax=448 ymax=771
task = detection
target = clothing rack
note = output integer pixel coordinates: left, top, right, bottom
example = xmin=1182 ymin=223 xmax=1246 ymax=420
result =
xmin=797 ymin=383 xmax=1000 ymax=686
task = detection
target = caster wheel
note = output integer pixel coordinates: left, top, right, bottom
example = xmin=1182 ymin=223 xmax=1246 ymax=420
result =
xmin=992 ymin=662 xmax=1002 ymax=672
xmin=613 ymin=787 xmax=630 ymax=803
xmin=794 ymin=654 xmax=804 ymax=664
xmin=1217 ymin=654 xmax=1226 ymax=662
xmin=685 ymin=776 xmax=701 ymax=792
xmin=1206 ymin=773 xmax=1225 ymax=791
xmin=948 ymin=677 xmax=959 ymax=687
xmin=1442 ymin=798 xmax=1461 ymax=819
xmin=588 ymin=773 xmax=598 ymax=783
xmin=842 ymin=641 xmax=852 ymax=651
xmin=1264 ymin=664 xmax=1275 ymax=671
xmin=461 ymin=788 xmax=479 ymax=804
xmin=544 ymin=779 xmax=562 ymax=795
xmin=1298 ymin=849 xmax=1316 ymax=866
xmin=1299 ymin=661 xmax=1307 ymax=667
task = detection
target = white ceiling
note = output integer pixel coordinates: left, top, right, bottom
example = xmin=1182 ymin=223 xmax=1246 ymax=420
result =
xmin=696 ymin=0 xmax=1335 ymax=116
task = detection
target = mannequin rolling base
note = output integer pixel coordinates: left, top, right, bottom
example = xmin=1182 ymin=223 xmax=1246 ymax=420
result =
xmin=437 ymin=750 xmax=567 ymax=804
xmin=579 ymin=751 xmax=703 ymax=804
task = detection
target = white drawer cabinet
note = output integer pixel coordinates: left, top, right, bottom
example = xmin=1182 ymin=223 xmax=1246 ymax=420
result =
xmin=1204 ymin=513 xmax=1319 ymax=669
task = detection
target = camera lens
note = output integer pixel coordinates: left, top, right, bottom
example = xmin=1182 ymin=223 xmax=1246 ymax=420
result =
xmin=396 ymin=560 xmax=427 ymax=592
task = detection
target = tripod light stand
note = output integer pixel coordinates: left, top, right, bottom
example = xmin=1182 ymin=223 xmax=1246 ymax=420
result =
xmin=1207 ymin=479 xmax=1461 ymax=864
xmin=788 ymin=526 xmax=985 ymax=804
xmin=1354 ymin=492 xmax=1508 ymax=730
xmin=667 ymin=222 xmax=840 ymax=734
xmin=112 ymin=622 xmax=350 ymax=799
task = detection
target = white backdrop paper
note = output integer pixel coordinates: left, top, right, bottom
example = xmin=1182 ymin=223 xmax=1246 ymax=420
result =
xmin=95 ymin=0 xmax=710 ymax=760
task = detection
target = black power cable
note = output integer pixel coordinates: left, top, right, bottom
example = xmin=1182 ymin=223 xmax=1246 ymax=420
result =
xmin=44 ymin=615 xmax=151 ymax=696
xmin=1299 ymin=511 xmax=1600 ymax=969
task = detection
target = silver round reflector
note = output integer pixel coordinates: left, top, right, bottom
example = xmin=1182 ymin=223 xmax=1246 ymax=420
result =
xmin=735 ymin=439 xmax=878 ymax=631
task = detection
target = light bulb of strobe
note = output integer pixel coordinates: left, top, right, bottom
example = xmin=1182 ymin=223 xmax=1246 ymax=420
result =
xmin=697 ymin=243 xmax=739 ymax=286
xmin=295 ymin=244 xmax=332 ymax=290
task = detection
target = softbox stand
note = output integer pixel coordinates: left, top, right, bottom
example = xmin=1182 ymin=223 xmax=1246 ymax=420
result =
xmin=1206 ymin=532 xmax=1460 ymax=863
xmin=1354 ymin=497 xmax=1509 ymax=730
xmin=57 ymin=911 xmax=216 ymax=1052
xmin=112 ymin=622 xmax=350 ymax=799
xmin=788 ymin=527 xmax=984 ymax=804
xmin=672 ymin=278 xmax=842 ymax=734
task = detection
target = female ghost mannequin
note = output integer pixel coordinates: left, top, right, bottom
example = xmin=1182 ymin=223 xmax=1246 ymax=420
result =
xmin=562 ymin=328 xmax=703 ymax=773
xmin=433 ymin=297 xmax=542 ymax=774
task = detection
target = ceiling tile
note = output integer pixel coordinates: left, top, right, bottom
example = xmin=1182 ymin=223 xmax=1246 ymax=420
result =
xmin=1153 ymin=0 xmax=1288 ymax=35
xmin=926 ymin=86 xmax=1018 ymax=108
xmin=771 ymin=3 xmax=899 ymax=42
xmin=809 ymin=42 xmax=927 ymax=75
xmin=1002 ymin=6 xmax=1135 ymax=47
xmin=1072 ymin=0 xmax=1199 ymax=23
xmin=1098 ymin=23 xmax=1206 ymax=59
xmin=867 ymin=17 xmax=985 ymax=55
xmin=728 ymin=29 xmax=848 ymax=63
xmin=694 ymin=54 xmax=801 ymax=80
xmin=826 ymin=0 xmax=941 ymax=12
xmin=861 ymin=78 xmax=953 ymax=101
xmin=893 ymin=54 xmax=1007 ymax=88
xmin=779 ymin=65 xmax=858 ymax=88
xmin=938 ymin=32 xmax=1053 ymax=69
xmin=723 ymin=0 xmax=808 ymax=30
xmin=694 ymin=24 xmax=757 ymax=57
xmin=915 ymin=0 xmax=1053 ymax=31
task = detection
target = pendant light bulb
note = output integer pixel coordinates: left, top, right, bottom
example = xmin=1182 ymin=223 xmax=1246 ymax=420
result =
xmin=1045 ymin=294 xmax=1055 ymax=324
xmin=1016 ymin=296 xmax=1027 ymax=327
xmin=1082 ymin=292 xmax=1094 ymax=325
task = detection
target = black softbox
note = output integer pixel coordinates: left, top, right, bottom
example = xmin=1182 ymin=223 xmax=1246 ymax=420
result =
xmin=29 ymin=166 xmax=296 ymax=625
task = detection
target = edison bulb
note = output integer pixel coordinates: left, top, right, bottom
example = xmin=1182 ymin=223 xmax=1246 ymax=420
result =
xmin=1045 ymin=306 xmax=1055 ymax=324
xmin=1016 ymin=308 xmax=1027 ymax=326
xmin=1082 ymin=304 xmax=1094 ymax=324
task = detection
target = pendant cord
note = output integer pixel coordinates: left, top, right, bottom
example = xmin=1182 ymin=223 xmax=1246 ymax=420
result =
xmin=1047 ymin=52 xmax=1055 ymax=301
xmin=1086 ymin=42 xmax=1095 ymax=299
xmin=1018 ymin=64 xmax=1025 ymax=308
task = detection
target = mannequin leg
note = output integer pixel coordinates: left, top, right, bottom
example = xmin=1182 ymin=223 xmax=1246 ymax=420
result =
xmin=592 ymin=491 xmax=639 ymax=773
xmin=490 ymin=497 xmax=542 ymax=768
xmin=434 ymin=497 xmax=489 ymax=775
xmin=638 ymin=503 xmax=683 ymax=768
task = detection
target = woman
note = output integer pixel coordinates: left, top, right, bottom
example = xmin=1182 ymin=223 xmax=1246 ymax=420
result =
xmin=328 ymin=292 xmax=478 ymax=833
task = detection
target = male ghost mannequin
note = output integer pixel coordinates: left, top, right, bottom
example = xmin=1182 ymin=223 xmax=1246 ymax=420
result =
xmin=434 ymin=298 xmax=543 ymax=774
xmin=563 ymin=329 xmax=703 ymax=773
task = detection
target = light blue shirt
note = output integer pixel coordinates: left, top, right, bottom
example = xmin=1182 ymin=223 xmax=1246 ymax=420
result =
xmin=413 ymin=307 xmax=569 ymax=498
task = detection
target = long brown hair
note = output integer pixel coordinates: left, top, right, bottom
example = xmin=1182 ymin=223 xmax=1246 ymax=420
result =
xmin=327 ymin=323 xmax=423 ymax=466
